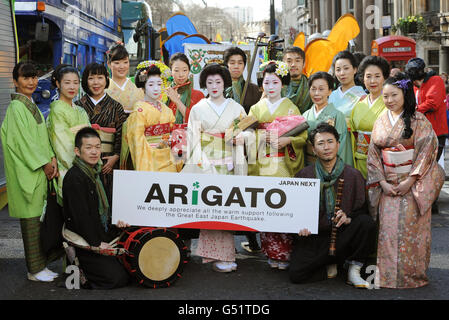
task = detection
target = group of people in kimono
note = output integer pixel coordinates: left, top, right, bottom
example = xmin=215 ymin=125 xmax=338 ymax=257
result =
xmin=2 ymin=39 xmax=446 ymax=291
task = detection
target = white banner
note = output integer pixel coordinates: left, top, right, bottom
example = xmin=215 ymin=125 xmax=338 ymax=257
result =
xmin=112 ymin=170 xmax=320 ymax=234
xmin=183 ymin=43 xmax=260 ymax=93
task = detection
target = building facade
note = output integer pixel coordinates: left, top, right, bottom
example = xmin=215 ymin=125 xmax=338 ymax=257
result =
xmin=279 ymin=0 xmax=449 ymax=74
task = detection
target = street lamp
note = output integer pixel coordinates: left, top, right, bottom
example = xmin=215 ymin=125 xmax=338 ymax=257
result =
xmin=270 ymin=0 xmax=275 ymax=35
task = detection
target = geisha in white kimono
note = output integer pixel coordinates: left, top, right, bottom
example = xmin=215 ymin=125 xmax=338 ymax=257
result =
xmin=183 ymin=64 xmax=247 ymax=273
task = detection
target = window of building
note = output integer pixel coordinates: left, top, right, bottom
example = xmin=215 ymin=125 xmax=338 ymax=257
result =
xmin=298 ymin=0 xmax=306 ymax=6
xmin=426 ymin=0 xmax=440 ymax=12
xmin=383 ymin=0 xmax=393 ymax=15
xmin=428 ymin=49 xmax=440 ymax=74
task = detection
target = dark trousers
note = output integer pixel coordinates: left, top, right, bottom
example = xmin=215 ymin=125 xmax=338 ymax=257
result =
xmin=76 ymin=249 xmax=130 ymax=289
xmin=437 ymin=135 xmax=446 ymax=162
xmin=289 ymin=214 xmax=376 ymax=284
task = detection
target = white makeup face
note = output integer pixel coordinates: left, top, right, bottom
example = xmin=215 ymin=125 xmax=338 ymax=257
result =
xmin=263 ymin=73 xmax=283 ymax=100
xmin=145 ymin=75 xmax=162 ymax=100
xmin=206 ymin=74 xmax=225 ymax=99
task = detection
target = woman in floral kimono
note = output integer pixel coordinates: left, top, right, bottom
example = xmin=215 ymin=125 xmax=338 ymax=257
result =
xmin=47 ymin=66 xmax=90 ymax=204
xmin=106 ymin=42 xmax=144 ymax=114
xmin=329 ymin=51 xmax=366 ymax=121
xmin=367 ymin=73 xmax=444 ymax=288
xmin=303 ymin=71 xmax=352 ymax=166
xmin=248 ymin=61 xmax=308 ymax=270
xmin=123 ymin=64 xmax=180 ymax=172
xmin=185 ymin=63 xmax=247 ymax=273
xmin=350 ymin=56 xmax=390 ymax=179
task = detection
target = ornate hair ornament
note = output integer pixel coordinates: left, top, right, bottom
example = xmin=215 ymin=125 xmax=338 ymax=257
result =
xmin=259 ymin=60 xmax=289 ymax=78
xmin=137 ymin=60 xmax=172 ymax=103
xmin=107 ymin=41 xmax=125 ymax=54
xmin=393 ymin=79 xmax=411 ymax=90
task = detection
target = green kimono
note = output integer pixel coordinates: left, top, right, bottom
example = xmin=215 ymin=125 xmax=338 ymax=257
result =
xmin=349 ymin=95 xmax=386 ymax=179
xmin=248 ymin=98 xmax=307 ymax=177
xmin=281 ymin=75 xmax=313 ymax=114
xmin=46 ymin=100 xmax=90 ymax=204
xmin=303 ymin=103 xmax=353 ymax=166
xmin=1 ymin=94 xmax=55 ymax=219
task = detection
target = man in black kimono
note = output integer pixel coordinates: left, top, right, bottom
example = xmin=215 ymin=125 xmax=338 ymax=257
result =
xmin=289 ymin=123 xmax=376 ymax=288
xmin=224 ymin=46 xmax=262 ymax=114
xmin=63 ymin=127 xmax=130 ymax=289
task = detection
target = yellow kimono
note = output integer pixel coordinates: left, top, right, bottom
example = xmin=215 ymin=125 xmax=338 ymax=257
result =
xmin=349 ymin=95 xmax=386 ymax=179
xmin=106 ymin=78 xmax=145 ymax=113
xmin=124 ymin=100 xmax=178 ymax=172
xmin=248 ymin=98 xmax=307 ymax=178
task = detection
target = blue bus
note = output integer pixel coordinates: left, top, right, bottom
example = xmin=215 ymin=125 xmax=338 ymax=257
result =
xmin=14 ymin=0 xmax=123 ymax=117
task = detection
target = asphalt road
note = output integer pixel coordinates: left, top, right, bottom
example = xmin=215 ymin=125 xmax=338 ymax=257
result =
xmin=1 ymin=159 xmax=449 ymax=302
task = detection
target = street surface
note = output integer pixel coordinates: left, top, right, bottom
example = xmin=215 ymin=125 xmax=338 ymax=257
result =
xmin=1 ymin=151 xmax=449 ymax=301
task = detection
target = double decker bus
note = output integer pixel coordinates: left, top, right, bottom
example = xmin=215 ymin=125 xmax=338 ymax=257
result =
xmin=14 ymin=0 xmax=123 ymax=116
xmin=0 ymin=0 xmax=19 ymax=202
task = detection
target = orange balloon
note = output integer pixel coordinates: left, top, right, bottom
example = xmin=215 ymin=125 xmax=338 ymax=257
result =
xmin=293 ymin=32 xmax=306 ymax=50
xmin=327 ymin=13 xmax=360 ymax=53
xmin=304 ymin=39 xmax=336 ymax=78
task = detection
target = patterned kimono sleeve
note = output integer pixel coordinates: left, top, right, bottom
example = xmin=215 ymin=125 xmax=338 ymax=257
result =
xmin=284 ymin=104 xmax=307 ymax=177
xmin=335 ymin=109 xmax=353 ymax=166
xmin=366 ymin=120 xmax=385 ymax=220
xmin=409 ymin=116 xmax=438 ymax=178
xmin=126 ymin=104 xmax=153 ymax=171
xmin=410 ymin=115 xmax=445 ymax=215
xmin=113 ymin=102 xmax=128 ymax=156
xmin=47 ymin=104 xmax=78 ymax=170
xmin=285 ymin=128 xmax=307 ymax=177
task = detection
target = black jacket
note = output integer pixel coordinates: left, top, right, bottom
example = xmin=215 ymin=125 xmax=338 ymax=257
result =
xmin=62 ymin=165 xmax=119 ymax=246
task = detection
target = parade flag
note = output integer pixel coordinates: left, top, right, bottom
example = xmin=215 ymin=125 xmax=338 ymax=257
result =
xmin=293 ymin=32 xmax=306 ymax=50
xmin=304 ymin=39 xmax=336 ymax=77
xmin=327 ymin=14 xmax=360 ymax=53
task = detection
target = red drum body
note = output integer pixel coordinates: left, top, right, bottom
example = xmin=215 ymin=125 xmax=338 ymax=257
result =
xmin=118 ymin=227 xmax=188 ymax=288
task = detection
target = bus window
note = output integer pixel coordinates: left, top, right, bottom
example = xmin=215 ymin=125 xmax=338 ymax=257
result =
xmin=77 ymin=44 xmax=88 ymax=73
xmin=63 ymin=42 xmax=77 ymax=67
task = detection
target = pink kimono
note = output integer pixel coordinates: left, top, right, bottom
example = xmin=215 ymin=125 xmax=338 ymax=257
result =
xmin=367 ymin=111 xmax=444 ymax=288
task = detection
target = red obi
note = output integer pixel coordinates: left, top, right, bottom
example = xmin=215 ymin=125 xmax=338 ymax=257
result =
xmin=144 ymin=123 xmax=172 ymax=137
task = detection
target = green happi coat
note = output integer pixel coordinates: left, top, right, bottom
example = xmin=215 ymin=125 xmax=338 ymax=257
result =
xmin=1 ymin=94 xmax=55 ymax=218
xmin=47 ymin=100 xmax=90 ymax=204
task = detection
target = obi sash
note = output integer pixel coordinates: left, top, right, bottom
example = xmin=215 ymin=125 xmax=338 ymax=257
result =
xmin=144 ymin=122 xmax=172 ymax=137
xmin=91 ymin=124 xmax=116 ymax=154
xmin=171 ymin=123 xmax=188 ymax=157
xmin=257 ymin=122 xmax=291 ymax=159
xmin=382 ymin=145 xmax=414 ymax=174
xmin=201 ymin=131 xmax=233 ymax=169
xmin=353 ymin=131 xmax=371 ymax=156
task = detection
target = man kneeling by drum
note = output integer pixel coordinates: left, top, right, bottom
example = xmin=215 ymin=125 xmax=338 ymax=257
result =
xmin=62 ymin=127 xmax=131 ymax=289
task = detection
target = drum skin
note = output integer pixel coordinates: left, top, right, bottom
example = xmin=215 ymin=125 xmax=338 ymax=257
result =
xmin=118 ymin=227 xmax=188 ymax=288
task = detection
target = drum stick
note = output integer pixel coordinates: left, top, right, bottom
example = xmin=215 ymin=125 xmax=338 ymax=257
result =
xmin=109 ymin=236 xmax=120 ymax=248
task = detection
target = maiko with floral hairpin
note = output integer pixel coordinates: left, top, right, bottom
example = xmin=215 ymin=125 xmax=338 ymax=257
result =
xmin=120 ymin=63 xmax=182 ymax=172
xmin=247 ymin=59 xmax=308 ymax=271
